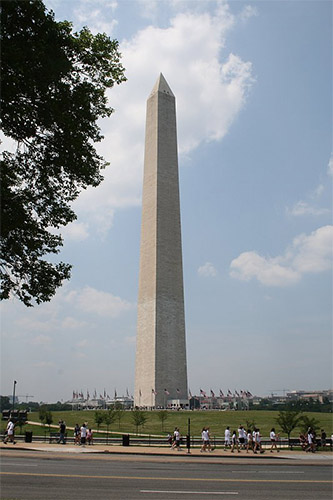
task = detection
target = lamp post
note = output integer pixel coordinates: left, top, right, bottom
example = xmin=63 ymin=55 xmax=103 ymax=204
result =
xmin=12 ymin=380 xmax=17 ymax=415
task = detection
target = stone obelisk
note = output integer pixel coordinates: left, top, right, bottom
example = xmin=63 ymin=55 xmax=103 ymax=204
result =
xmin=134 ymin=74 xmax=188 ymax=408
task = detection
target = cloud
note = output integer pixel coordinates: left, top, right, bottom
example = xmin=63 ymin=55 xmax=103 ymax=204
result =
xmin=198 ymin=262 xmax=218 ymax=277
xmin=239 ymin=5 xmax=258 ymax=22
xmin=328 ymin=154 xmax=333 ymax=177
xmin=65 ymin=286 xmax=134 ymax=317
xmin=61 ymin=317 xmax=87 ymax=329
xmin=72 ymin=1 xmax=118 ymax=35
xmin=230 ymin=225 xmax=333 ymax=286
xmin=61 ymin=222 xmax=89 ymax=241
xmin=30 ymin=335 xmax=52 ymax=346
xmin=286 ymin=201 xmax=330 ymax=217
xmin=74 ymin=4 xmax=254 ymax=234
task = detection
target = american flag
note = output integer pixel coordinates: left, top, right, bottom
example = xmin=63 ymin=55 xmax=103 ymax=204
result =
xmin=210 ymin=389 xmax=215 ymax=398
xmin=189 ymin=389 xmax=192 ymax=398
xmin=227 ymin=389 xmax=232 ymax=396
xmin=164 ymin=389 xmax=170 ymax=395
xmin=176 ymin=388 xmax=180 ymax=394
xmin=200 ymin=389 xmax=207 ymax=397
xmin=139 ymin=389 xmax=142 ymax=397
xmin=220 ymin=389 xmax=224 ymax=397
xmin=152 ymin=389 xmax=157 ymax=395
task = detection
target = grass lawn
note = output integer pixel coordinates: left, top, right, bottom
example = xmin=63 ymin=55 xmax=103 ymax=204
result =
xmin=6 ymin=410 xmax=332 ymax=439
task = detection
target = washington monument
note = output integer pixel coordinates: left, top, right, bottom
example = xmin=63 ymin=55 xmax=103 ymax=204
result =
xmin=134 ymin=74 xmax=188 ymax=408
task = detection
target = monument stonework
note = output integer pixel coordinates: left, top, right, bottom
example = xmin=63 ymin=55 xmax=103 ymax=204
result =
xmin=134 ymin=74 xmax=188 ymax=408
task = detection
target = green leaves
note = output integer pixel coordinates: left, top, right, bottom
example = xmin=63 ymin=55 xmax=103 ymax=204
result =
xmin=0 ymin=0 xmax=126 ymax=306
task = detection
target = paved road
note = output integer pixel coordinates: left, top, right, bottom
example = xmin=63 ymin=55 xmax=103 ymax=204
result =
xmin=1 ymin=452 xmax=332 ymax=499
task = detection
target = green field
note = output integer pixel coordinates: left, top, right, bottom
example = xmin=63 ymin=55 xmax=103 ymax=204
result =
xmin=5 ymin=410 xmax=332 ymax=439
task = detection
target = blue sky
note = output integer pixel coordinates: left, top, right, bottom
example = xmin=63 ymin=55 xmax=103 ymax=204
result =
xmin=1 ymin=0 xmax=332 ymax=403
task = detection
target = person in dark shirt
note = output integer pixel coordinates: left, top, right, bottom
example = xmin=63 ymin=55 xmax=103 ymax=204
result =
xmin=57 ymin=420 xmax=66 ymax=444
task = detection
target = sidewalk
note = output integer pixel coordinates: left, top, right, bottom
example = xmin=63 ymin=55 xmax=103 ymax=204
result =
xmin=1 ymin=441 xmax=332 ymax=463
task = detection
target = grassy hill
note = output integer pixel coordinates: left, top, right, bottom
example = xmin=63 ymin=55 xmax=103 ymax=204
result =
xmin=7 ymin=409 xmax=332 ymax=439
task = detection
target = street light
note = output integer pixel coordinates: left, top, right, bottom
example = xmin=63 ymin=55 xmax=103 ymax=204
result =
xmin=12 ymin=380 xmax=17 ymax=414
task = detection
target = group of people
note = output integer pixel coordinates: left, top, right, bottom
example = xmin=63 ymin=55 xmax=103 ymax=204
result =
xmin=224 ymin=425 xmax=276 ymax=454
xmin=73 ymin=423 xmax=93 ymax=446
xmin=56 ymin=421 xmax=93 ymax=445
xmin=299 ymin=428 xmax=328 ymax=453
xmin=168 ymin=427 xmax=182 ymax=450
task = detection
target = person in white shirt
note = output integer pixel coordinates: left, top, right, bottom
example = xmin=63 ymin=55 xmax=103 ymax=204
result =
xmin=80 ymin=423 xmax=87 ymax=445
xmin=270 ymin=427 xmax=279 ymax=452
xmin=246 ymin=429 xmax=253 ymax=453
xmin=231 ymin=430 xmax=240 ymax=453
xmin=3 ymin=419 xmax=16 ymax=445
xmin=172 ymin=427 xmax=181 ymax=450
xmin=224 ymin=426 xmax=231 ymax=450
xmin=238 ymin=425 xmax=246 ymax=449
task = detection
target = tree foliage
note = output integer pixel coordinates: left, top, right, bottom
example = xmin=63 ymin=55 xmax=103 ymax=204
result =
xmin=275 ymin=410 xmax=303 ymax=439
xmin=131 ymin=410 xmax=148 ymax=434
xmin=0 ymin=0 xmax=126 ymax=306
xmin=94 ymin=410 xmax=104 ymax=431
xmin=157 ymin=410 xmax=169 ymax=431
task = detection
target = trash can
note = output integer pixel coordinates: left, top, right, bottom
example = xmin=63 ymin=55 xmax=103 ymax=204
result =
xmin=122 ymin=434 xmax=130 ymax=446
xmin=25 ymin=431 xmax=33 ymax=443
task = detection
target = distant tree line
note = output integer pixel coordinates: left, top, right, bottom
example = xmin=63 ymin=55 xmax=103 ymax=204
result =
xmin=249 ymin=397 xmax=332 ymax=413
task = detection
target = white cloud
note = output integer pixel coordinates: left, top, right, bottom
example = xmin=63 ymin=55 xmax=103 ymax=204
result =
xmin=66 ymin=286 xmax=133 ymax=317
xmin=61 ymin=222 xmax=89 ymax=241
xmin=328 ymin=154 xmax=333 ymax=177
xmin=287 ymin=201 xmax=330 ymax=217
xmin=77 ymin=339 xmax=89 ymax=348
xmin=230 ymin=225 xmax=333 ymax=286
xmin=75 ymin=4 xmax=254 ymax=234
xmin=198 ymin=262 xmax=218 ymax=277
xmin=73 ymin=1 xmax=118 ymax=35
xmin=61 ymin=317 xmax=87 ymax=329
xmin=30 ymin=335 xmax=52 ymax=346
xmin=239 ymin=5 xmax=258 ymax=22
xmin=32 ymin=361 xmax=56 ymax=368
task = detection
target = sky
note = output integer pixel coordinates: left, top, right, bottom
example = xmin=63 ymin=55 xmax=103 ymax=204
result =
xmin=1 ymin=0 xmax=332 ymax=403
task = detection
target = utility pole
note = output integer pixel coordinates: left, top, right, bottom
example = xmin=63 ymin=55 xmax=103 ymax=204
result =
xmin=12 ymin=380 xmax=17 ymax=414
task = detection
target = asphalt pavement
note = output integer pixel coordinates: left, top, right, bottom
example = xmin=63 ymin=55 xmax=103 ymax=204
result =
xmin=1 ymin=442 xmax=332 ymax=499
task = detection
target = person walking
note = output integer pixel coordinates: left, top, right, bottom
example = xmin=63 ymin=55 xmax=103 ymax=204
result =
xmin=3 ymin=419 xmax=16 ymax=445
xmin=224 ymin=426 xmax=231 ymax=450
xmin=246 ymin=429 xmax=253 ymax=453
xmin=238 ymin=425 xmax=246 ymax=449
xmin=57 ymin=420 xmax=66 ymax=444
xmin=74 ymin=423 xmax=80 ymax=445
xmin=172 ymin=427 xmax=181 ymax=451
xmin=231 ymin=430 xmax=240 ymax=453
xmin=270 ymin=428 xmax=279 ymax=452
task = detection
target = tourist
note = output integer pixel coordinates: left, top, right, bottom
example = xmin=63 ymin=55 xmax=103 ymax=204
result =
xmin=253 ymin=428 xmax=264 ymax=454
xmin=321 ymin=429 xmax=326 ymax=448
xmin=87 ymin=428 xmax=93 ymax=445
xmin=3 ymin=419 xmax=16 ymax=445
xmin=172 ymin=427 xmax=181 ymax=450
xmin=270 ymin=427 xmax=279 ymax=452
xmin=238 ymin=425 xmax=246 ymax=449
xmin=246 ymin=429 xmax=253 ymax=453
xmin=306 ymin=428 xmax=316 ymax=453
xmin=80 ymin=423 xmax=87 ymax=446
xmin=201 ymin=427 xmax=212 ymax=452
xmin=224 ymin=426 xmax=231 ymax=450
xmin=74 ymin=423 xmax=80 ymax=445
xmin=57 ymin=420 xmax=66 ymax=444
xmin=231 ymin=430 xmax=240 ymax=453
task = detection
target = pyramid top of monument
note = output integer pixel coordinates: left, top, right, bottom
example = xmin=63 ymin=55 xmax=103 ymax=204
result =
xmin=149 ymin=73 xmax=174 ymax=98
